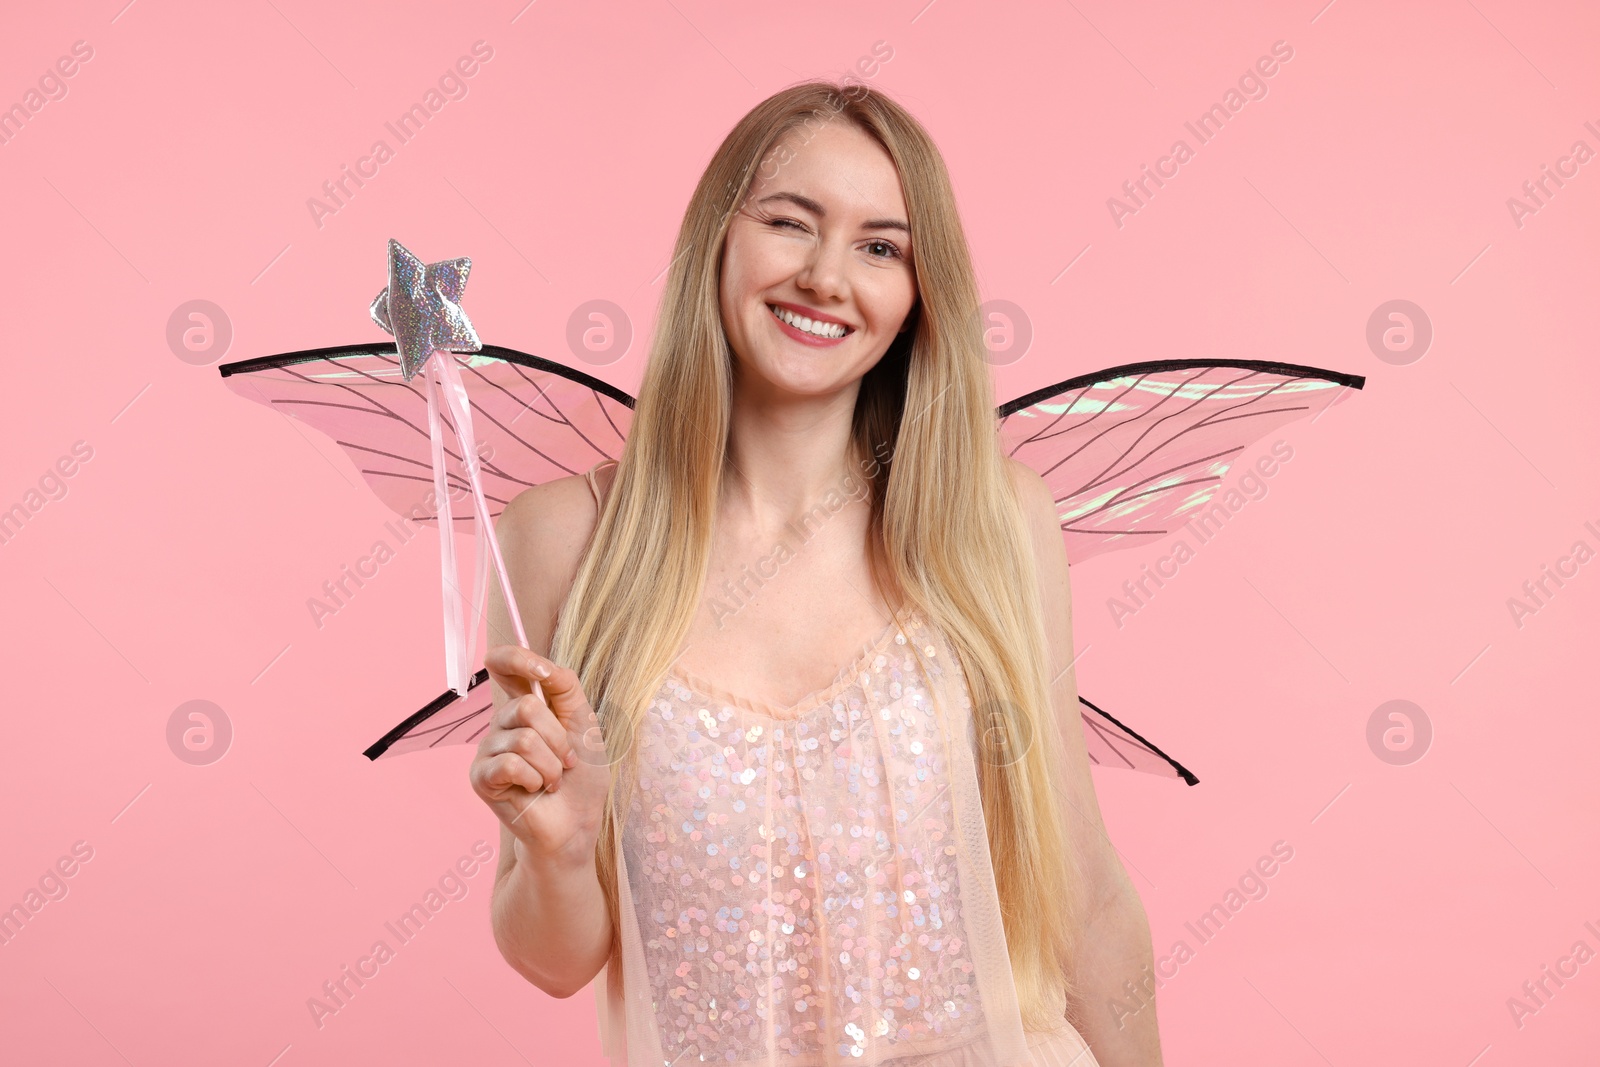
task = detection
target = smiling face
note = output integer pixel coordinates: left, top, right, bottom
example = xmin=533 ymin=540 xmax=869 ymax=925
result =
xmin=718 ymin=119 xmax=918 ymax=402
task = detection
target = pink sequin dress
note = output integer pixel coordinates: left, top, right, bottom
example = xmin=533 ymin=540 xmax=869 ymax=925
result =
xmin=582 ymin=462 xmax=1100 ymax=1067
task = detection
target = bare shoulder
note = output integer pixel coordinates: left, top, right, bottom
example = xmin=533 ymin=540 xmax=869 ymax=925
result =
xmin=497 ymin=468 xmax=609 ymax=570
xmin=1000 ymin=454 xmax=1073 ymax=623
xmin=1001 ymin=456 xmax=1058 ymax=542
xmin=492 ymin=462 xmax=616 ymax=651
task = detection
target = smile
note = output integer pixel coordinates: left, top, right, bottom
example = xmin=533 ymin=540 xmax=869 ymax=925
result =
xmin=768 ymin=303 xmax=853 ymax=341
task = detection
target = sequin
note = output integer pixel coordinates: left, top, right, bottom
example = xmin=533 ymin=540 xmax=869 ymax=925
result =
xmin=612 ymin=607 xmax=1030 ymax=1065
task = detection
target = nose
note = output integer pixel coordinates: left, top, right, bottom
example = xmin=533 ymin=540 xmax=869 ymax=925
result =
xmin=794 ymin=234 xmax=850 ymax=304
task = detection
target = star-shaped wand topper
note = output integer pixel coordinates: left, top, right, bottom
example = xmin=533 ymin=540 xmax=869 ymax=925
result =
xmin=369 ymin=237 xmax=483 ymax=381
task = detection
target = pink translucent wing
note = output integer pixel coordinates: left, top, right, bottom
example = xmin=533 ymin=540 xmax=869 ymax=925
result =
xmin=218 ymin=342 xmax=634 ymax=526
xmin=1078 ymin=696 xmax=1197 ymax=784
xmin=364 ymin=673 xmax=495 ymax=760
xmin=997 ymin=359 xmax=1364 ymax=564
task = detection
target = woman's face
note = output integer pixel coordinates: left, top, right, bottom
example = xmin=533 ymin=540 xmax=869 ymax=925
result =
xmin=719 ymin=119 xmax=918 ymax=400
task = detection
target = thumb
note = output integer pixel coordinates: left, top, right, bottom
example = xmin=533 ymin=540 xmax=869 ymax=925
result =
xmin=534 ymin=662 xmax=592 ymax=729
xmin=483 ymin=642 xmax=543 ymax=701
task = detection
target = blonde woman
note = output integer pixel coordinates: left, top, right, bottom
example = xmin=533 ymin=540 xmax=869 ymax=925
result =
xmin=470 ymin=81 xmax=1163 ymax=1066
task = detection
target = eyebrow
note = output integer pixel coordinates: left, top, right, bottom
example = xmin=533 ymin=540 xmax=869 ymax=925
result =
xmin=755 ymin=192 xmax=910 ymax=235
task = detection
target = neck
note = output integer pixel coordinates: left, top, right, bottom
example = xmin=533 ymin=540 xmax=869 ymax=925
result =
xmin=722 ymin=382 xmax=870 ymax=534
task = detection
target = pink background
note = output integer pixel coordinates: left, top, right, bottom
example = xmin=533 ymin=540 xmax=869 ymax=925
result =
xmin=4 ymin=0 xmax=1597 ymax=1063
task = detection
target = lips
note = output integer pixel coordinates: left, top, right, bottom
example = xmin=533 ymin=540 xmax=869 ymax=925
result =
xmin=766 ymin=303 xmax=855 ymax=347
xmin=767 ymin=300 xmax=853 ymax=329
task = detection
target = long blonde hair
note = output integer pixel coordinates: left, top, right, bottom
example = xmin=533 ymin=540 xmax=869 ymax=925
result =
xmin=551 ymin=80 xmax=1084 ymax=1030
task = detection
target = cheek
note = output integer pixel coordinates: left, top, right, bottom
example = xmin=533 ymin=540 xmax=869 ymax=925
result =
xmin=863 ymin=279 xmax=917 ymax=333
xmin=720 ymin=237 xmax=763 ymax=311
xmin=717 ymin=251 xmax=747 ymax=325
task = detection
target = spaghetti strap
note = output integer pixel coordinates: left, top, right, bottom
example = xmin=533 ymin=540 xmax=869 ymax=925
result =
xmin=583 ymin=459 xmax=618 ymax=510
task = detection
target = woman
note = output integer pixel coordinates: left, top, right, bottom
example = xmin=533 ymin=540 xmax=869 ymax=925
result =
xmin=470 ymin=80 xmax=1163 ymax=1066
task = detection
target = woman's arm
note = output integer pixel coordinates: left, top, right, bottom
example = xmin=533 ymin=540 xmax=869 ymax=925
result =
xmin=1006 ymin=458 xmax=1164 ymax=1065
xmin=490 ymin=824 xmax=612 ymax=999
xmin=480 ymin=476 xmax=615 ymax=999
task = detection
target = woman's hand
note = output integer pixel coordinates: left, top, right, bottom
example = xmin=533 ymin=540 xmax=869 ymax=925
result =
xmin=469 ymin=645 xmax=612 ymax=865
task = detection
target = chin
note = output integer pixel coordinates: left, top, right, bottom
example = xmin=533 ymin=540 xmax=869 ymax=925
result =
xmin=746 ymin=358 xmax=847 ymax=397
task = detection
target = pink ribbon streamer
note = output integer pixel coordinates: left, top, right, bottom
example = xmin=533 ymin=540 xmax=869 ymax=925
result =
xmin=421 ymin=349 xmax=528 ymax=697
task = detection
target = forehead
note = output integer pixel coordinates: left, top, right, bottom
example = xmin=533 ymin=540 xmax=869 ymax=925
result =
xmin=750 ymin=119 xmax=907 ymax=216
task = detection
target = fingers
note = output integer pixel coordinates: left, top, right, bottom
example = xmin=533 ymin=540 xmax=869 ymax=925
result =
xmin=495 ymin=690 xmax=556 ymax=733
xmin=480 ymin=646 xmax=544 ymax=703
xmin=483 ymin=722 xmax=576 ymax=784
xmin=491 ymin=664 xmax=594 ymax=735
xmin=483 ymin=643 xmax=556 ymax=699
xmin=471 ymin=751 xmax=548 ymax=798
xmin=528 ymin=659 xmax=587 ymax=714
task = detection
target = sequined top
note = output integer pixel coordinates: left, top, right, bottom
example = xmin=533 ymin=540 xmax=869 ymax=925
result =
xmin=581 ymin=463 xmax=1098 ymax=1067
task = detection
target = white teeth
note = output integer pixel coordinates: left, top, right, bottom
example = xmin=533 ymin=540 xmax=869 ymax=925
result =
xmin=769 ymin=304 xmax=848 ymax=339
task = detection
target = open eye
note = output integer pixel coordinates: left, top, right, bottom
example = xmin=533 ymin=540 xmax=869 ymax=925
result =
xmin=864 ymin=239 xmax=903 ymax=261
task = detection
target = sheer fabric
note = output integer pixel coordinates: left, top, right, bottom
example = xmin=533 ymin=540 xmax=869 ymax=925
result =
xmin=583 ymin=460 xmax=1097 ymax=1066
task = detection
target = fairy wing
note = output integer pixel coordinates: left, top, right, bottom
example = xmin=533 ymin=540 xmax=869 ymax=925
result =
xmin=362 ymin=669 xmax=496 ymax=759
xmin=1078 ymin=696 xmax=1197 ymax=784
xmin=998 ymin=358 xmax=1365 ymax=563
xmin=999 ymin=357 xmax=1367 ymax=786
xmin=221 ymin=348 xmax=1313 ymax=782
xmin=218 ymin=342 xmax=635 ymax=526
xmin=219 ymin=342 xmax=633 ymax=759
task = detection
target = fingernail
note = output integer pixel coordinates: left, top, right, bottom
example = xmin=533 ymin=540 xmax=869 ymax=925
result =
xmin=533 ymin=662 xmax=550 ymax=678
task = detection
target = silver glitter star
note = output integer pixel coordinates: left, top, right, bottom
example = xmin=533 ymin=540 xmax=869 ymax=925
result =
xmin=369 ymin=237 xmax=482 ymax=380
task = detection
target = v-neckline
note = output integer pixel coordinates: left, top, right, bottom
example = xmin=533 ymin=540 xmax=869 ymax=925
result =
xmin=665 ymin=609 xmax=917 ymax=719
